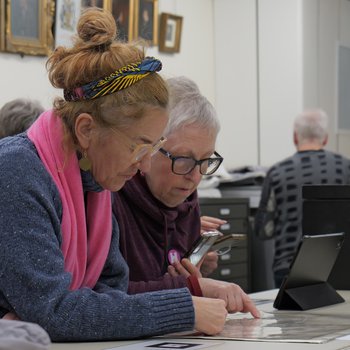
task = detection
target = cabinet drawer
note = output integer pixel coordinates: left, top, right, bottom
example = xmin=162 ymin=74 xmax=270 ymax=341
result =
xmin=219 ymin=219 xmax=248 ymax=233
xmin=210 ymin=263 xmax=247 ymax=280
xmin=218 ymin=247 xmax=247 ymax=264
xmin=200 ymin=203 xmax=248 ymax=219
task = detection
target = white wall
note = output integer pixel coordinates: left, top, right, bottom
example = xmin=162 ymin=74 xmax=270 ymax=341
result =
xmin=214 ymin=0 xmax=302 ymax=168
xmin=0 ymin=0 xmax=215 ymax=107
xmin=213 ymin=0 xmax=258 ymax=168
xmin=303 ymin=0 xmax=350 ymax=159
xmin=214 ymin=0 xmax=350 ymax=168
xmin=1 ymin=0 xmax=349 ymax=169
xmin=258 ymin=0 xmax=303 ymax=166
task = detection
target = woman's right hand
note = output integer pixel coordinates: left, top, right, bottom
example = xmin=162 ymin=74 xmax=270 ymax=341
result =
xmin=192 ymin=296 xmax=227 ymax=335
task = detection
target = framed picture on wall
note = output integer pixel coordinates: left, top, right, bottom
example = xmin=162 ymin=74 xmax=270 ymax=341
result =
xmin=159 ymin=13 xmax=183 ymax=53
xmin=108 ymin=0 xmax=135 ymax=42
xmin=55 ymin=0 xmax=81 ymax=48
xmin=134 ymin=0 xmax=158 ymax=45
xmin=6 ymin=0 xmax=54 ymax=56
xmin=0 ymin=0 xmax=5 ymax=51
xmin=81 ymin=0 xmax=109 ymax=11
xmin=55 ymin=0 xmax=109 ymax=48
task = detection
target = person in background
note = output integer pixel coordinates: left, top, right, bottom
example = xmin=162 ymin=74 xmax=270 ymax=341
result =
xmin=0 ymin=8 xmax=228 ymax=341
xmin=255 ymin=108 xmax=350 ymax=287
xmin=0 ymin=98 xmax=44 ymax=138
xmin=113 ymin=76 xmax=260 ymax=318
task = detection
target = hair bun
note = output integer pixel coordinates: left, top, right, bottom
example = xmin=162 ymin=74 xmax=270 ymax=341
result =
xmin=77 ymin=7 xmax=117 ymax=48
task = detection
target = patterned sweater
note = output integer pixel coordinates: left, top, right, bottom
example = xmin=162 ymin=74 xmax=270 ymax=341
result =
xmin=255 ymin=150 xmax=350 ymax=277
xmin=0 ymin=134 xmax=194 ymax=342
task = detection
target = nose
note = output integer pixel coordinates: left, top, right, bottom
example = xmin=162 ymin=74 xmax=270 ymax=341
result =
xmin=184 ymin=165 xmax=202 ymax=183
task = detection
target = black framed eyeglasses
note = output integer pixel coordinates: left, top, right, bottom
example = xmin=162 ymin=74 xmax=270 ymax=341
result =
xmin=159 ymin=148 xmax=223 ymax=175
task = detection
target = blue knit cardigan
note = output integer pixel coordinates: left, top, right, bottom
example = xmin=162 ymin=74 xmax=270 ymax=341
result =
xmin=0 ymin=134 xmax=194 ymax=342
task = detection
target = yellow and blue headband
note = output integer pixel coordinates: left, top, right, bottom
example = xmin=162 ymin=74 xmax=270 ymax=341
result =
xmin=64 ymin=56 xmax=162 ymax=102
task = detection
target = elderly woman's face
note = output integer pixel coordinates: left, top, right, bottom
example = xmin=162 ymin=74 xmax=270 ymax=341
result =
xmin=87 ymin=108 xmax=168 ymax=191
xmin=145 ymin=124 xmax=216 ymax=207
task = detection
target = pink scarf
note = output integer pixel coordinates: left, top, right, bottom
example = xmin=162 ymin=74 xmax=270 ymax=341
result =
xmin=27 ymin=110 xmax=112 ymax=290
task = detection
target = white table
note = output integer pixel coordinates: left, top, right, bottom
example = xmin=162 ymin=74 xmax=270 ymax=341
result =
xmin=51 ymin=290 xmax=350 ymax=350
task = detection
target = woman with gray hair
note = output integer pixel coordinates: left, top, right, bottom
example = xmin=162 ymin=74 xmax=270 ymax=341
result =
xmin=113 ymin=76 xmax=260 ymax=318
xmin=0 ymin=98 xmax=44 ymax=138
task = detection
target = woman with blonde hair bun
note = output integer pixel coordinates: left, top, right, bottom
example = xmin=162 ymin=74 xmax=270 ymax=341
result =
xmin=0 ymin=8 xmax=227 ymax=342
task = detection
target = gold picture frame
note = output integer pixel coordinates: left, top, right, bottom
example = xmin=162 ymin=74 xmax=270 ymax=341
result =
xmin=55 ymin=0 xmax=130 ymax=48
xmin=107 ymin=0 xmax=135 ymax=42
xmin=0 ymin=0 xmax=5 ymax=51
xmin=6 ymin=0 xmax=54 ymax=56
xmin=159 ymin=13 xmax=183 ymax=53
xmin=134 ymin=0 xmax=158 ymax=45
xmin=55 ymin=0 xmax=80 ymax=48
xmin=81 ymin=0 xmax=109 ymax=11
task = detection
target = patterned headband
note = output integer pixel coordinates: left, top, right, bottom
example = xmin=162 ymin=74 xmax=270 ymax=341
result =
xmin=63 ymin=56 xmax=162 ymax=102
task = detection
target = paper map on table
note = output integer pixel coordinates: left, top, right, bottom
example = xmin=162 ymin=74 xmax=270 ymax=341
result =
xmin=163 ymin=311 xmax=350 ymax=344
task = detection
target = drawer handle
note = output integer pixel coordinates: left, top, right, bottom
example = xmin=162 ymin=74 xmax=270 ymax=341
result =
xmin=220 ymin=208 xmax=230 ymax=216
xmin=220 ymin=253 xmax=231 ymax=261
xmin=220 ymin=268 xmax=231 ymax=276
xmin=220 ymin=223 xmax=230 ymax=230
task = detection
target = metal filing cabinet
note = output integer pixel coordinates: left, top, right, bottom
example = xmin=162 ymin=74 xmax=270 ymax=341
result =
xmin=199 ymin=197 xmax=251 ymax=292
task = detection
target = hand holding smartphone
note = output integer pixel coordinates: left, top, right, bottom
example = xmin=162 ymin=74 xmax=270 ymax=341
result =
xmin=183 ymin=230 xmax=246 ymax=266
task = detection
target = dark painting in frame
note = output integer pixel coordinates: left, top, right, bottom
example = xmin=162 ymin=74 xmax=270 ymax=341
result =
xmin=81 ymin=0 xmax=109 ymax=11
xmin=108 ymin=0 xmax=135 ymax=42
xmin=159 ymin=12 xmax=183 ymax=53
xmin=6 ymin=0 xmax=54 ymax=56
xmin=135 ymin=0 xmax=158 ymax=45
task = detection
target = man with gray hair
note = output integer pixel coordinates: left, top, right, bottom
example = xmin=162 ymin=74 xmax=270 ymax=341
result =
xmin=255 ymin=108 xmax=350 ymax=287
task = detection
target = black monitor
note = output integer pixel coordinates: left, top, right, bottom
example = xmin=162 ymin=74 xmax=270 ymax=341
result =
xmin=302 ymin=185 xmax=350 ymax=290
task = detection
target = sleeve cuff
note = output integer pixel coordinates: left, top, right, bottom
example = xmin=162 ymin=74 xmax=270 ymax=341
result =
xmin=186 ymin=276 xmax=203 ymax=297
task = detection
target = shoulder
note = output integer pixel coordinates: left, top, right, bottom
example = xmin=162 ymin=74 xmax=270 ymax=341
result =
xmin=0 ymin=135 xmax=41 ymax=170
xmin=266 ymin=154 xmax=296 ymax=177
xmin=324 ymin=150 xmax=350 ymax=161
xmin=0 ymin=135 xmax=59 ymax=199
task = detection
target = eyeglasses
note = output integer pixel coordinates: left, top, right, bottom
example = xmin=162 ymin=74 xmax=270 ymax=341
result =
xmin=110 ymin=128 xmax=167 ymax=162
xmin=159 ymin=148 xmax=223 ymax=175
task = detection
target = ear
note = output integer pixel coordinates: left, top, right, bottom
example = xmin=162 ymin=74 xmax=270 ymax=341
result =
xmin=323 ymin=134 xmax=328 ymax=146
xmin=75 ymin=113 xmax=95 ymax=149
xmin=293 ymin=131 xmax=298 ymax=146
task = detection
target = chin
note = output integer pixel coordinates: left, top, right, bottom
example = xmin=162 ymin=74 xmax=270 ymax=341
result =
xmin=164 ymin=198 xmax=184 ymax=208
xmin=102 ymin=180 xmax=125 ymax=192
xmin=113 ymin=183 xmax=125 ymax=192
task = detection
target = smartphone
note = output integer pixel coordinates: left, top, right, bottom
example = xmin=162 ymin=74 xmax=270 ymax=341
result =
xmin=183 ymin=230 xmax=222 ymax=266
xmin=184 ymin=231 xmax=247 ymax=266
xmin=210 ymin=233 xmax=246 ymax=254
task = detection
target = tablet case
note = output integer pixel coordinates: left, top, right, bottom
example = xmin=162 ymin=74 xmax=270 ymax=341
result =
xmin=273 ymin=233 xmax=345 ymax=310
xmin=302 ymin=185 xmax=350 ymax=290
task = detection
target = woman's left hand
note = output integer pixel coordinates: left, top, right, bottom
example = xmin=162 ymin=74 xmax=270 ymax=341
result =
xmin=167 ymin=251 xmax=219 ymax=278
xmin=167 ymin=258 xmax=202 ymax=278
xmin=201 ymin=216 xmax=227 ymax=233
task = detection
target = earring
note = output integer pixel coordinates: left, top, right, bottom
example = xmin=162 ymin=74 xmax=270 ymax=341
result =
xmin=79 ymin=150 xmax=91 ymax=171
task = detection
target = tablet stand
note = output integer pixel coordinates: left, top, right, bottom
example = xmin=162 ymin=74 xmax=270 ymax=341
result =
xmin=273 ymin=282 xmax=344 ymax=310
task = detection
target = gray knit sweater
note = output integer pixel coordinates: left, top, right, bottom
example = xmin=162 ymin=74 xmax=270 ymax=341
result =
xmin=0 ymin=134 xmax=194 ymax=342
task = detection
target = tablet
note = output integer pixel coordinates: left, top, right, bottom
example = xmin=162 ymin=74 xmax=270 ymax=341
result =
xmin=273 ymin=232 xmax=345 ymax=310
